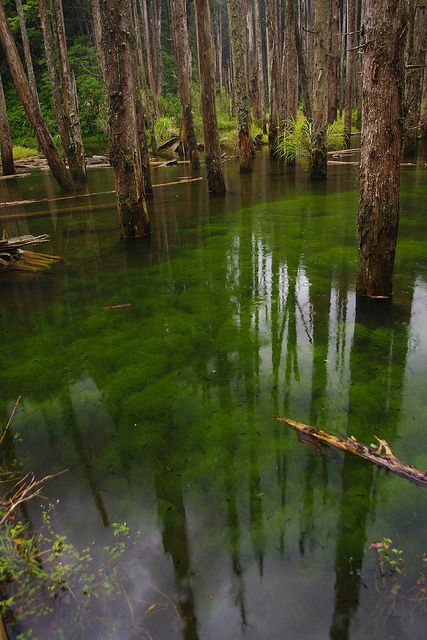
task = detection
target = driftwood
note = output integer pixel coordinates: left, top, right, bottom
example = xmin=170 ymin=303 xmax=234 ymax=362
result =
xmin=0 ymin=233 xmax=62 ymax=272
xmin=157 ymin=136 xmax=180 ymax=152
xmin=275 ymin=416 xmax=427 ymax=488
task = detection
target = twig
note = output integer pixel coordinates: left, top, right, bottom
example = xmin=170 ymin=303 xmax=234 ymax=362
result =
xmin=0 ymin=396 xmax=21 ymax=446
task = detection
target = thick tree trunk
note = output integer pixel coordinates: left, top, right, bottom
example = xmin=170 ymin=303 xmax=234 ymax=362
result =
xmin=99 ymin=0 xmax=150 ymax=238
xmin=356 ymin=0 xmax=404 ymax=298
xmin=0 ymin=71 xmax=15 ymax=176
xmin=284 ymin=0 xmax=298 ymax=123
xmin=328 ymin=0 xmax=339 ymax=123
xmin=254 ymin=0 xmax=266 ymax=132
xmin=170 ymin=0 xmax=200 ymax=169
xmin=52 ymin=0 xmax=86 ymax=181
xmin=310 ymin=0 xmax=330 ymax=180
xmin=228 ymin=0 xmax=253 ymax=172
xmin=0 ymin=0 xmax=73 ymax=190
xmin=403 ymin=0 xmax=427 ymax=155
xmin=139 ymin=0 xmax=160 ymax=118
xmin=344 ymin=0 xmax=357 ymax=147
xmin=195 ymin=0 xmax=226 ymax=194
xmin=15 ymin=0 xmax=39 ymax=107
xmin=265 ymin=0 xmax=280 ymax=155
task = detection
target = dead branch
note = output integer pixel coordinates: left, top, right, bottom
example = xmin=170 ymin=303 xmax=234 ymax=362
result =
xmin=275 ymin=416 xmax=427 ymax=488
xmin=0 ymin=396 xmax=21 ymax=446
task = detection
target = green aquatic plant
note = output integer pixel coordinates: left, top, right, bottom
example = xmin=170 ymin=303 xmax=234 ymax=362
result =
xmin=275 ymin=112 xmax=345 ymax=164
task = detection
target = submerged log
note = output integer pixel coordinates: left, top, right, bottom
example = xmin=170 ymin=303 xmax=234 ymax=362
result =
xmin=275 ymin=416 xmax=427 ymax=488
xmin=0 ymin=233 xmax=62 ymax=272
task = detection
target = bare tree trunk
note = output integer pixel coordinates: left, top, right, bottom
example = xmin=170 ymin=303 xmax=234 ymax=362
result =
xmin=91 ymin=0 xmax=106 ymax=79
xmin=99 ymin=0 xmax=150 ymax=238
xmin=228 ymin=0 xmax=253 ymax=172
xmin=310 ymin=0 xmax=330 ymax=180
xmin=266 ymin=0 xmax=280 ymax=155
xmin=246 ymin=0 xmax=258 ymax=119
xmin=195 ymin=0 xmax=226 ymax=194
xmin=170 ymin=0 xmax=200 ymax=169
xmin=139 ymin=0 xmax=160 ymax=118
xmin=420 ymin=55 xmax=427 ymax=138
xmin=344 ymin=0 xmax=357 ymax=147
xmin=0 ymin=71 xmax=15 ymax=176
xmin=328 ymin=0 xmax=339 ymax=123
xmin=254 ymin=0 xmax=266 ymax=131
xmin=356 ymin=0 xmax=404 ymax=298
xmin=15 ymin=0 xmax=39 ymax=106
xmin=403 ymin=0 xmax=427 ymax=155
xmin=284 ymin=0 xmax=298 ymax=123
xmin=295 ymin=1 xmax=312 ymax=121
xmin=0 ymin=1 xmax=73 ymax=190
xmin=151 ymin=0 xmax=162 ymax=96
xmin=52 ymin=0 xmax=86 ymax=181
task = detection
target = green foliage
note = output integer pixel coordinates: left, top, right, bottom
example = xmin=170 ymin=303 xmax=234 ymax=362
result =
xmin=154 ymin=115 xmax=178 ymax=142
xmin=376 ymin=537 xmax=405 ymax=578
xmin=13 ymin=145 xmax=38 ymax=159
xmin=275 ymin=112 xmax=345 ymax=163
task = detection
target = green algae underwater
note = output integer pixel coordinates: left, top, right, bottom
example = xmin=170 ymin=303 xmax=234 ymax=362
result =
xmin=1 ymin=152 xmax=427 ymax=639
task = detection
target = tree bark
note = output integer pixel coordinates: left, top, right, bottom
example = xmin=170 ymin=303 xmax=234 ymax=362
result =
xmin=228 ymin=0 xmax=253 ymax=172
xmin=284 ymin=0 xmax=298 ymax=123
xmin=253 ymin=0 xmax=266 ymax=132
xmin=99 ymin=0 xmax=150 ymax=238
xmin=328 ymin=0 xmax=339 ymax=123
xmin=265 ymin=0 xmax=280 ymax=155
xmin=356 ymin=0 xmax=404 ymax=298
xmin=194 ymin=0 xmax=226 ymax=194
xmin=295 ymin=2 xmax=312 ymax=121
xmin=52 ymin=0 xmax=87 ymax=181
xmin=310 ymin=0 xmax=330 ymax=180
xmin=343 ymin=0 xmax=357 ymax=147
xmin=15 ymin=0 xmax=39 ymax=107
xmin=0 ymin=71 xmax=15 ymax=176
xmin=170 ymin=0 xmax=200 ymax=170
xmin=139 ymin=0 xmax=160 ymax=118
xmin=151 ymin=0 xmax=162 ymax=96
xmin=420 ymin=54 xmax=427 ymax=139
xmin=0 ymin=0 xmax=73 ymax=190
xmin=403 ymin=0 xmax=427 ymax=155
xmin=91 ymin=0 xmax=106 ymax=80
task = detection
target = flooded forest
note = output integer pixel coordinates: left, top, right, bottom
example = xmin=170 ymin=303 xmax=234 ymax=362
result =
xmin=1 ymin=0 xmax=427 ymax=638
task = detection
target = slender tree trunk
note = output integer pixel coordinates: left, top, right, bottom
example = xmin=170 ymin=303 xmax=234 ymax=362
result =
xmin=328 ymin=0 xmax=339 ymax=123
xmin=139 ymin=0 xmax=160 ymax=118
xmin=91 ymin=0 xmax=106 ymax=80
xmin=194 ymin=0 xmax=226 ymax=194
xmin=265 ymin=0 xmax=280 ymax=155
xmin=356 ymin=0 xmax=404 ymax=298
xmin=151 ymin=0 xmax=162 ymax=96
xmin=170 ymin=0 xmax=200 ymax=169
xmin=254 ymin=0 xmax=266 ymax=132
xmin=0 ymin=71 xmax=15 ymax=176
xmin=246 ymin=0 xmax=257 ymax=118
xmin=310 ymin=0 xmax=330 ymax=180
xmin=344 ymin=0 xmax=357 ymax=147
xmin=15 ymin=0 xmax=39 ymax=106
xmin=295 ymin=1 xmax=312 ymax=121
xmin=284 ymin=0 xmax=298 ymax=123
xmin=228 ymin=0 xmax=253 ymax=172
xmin=0 ymin=0 xmax=73 ymax=190
xmin=52 ymin=0 xmax=86 ymax=181
xmin=403 ymin=0 xmax=427 ymax=155
xmin=99 ymin=0 xmax=150 ymax=238
xmin=420 ymin=56 xmax=427 ymax=138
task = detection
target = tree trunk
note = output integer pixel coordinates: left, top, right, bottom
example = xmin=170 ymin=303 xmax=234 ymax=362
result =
xmin=170 ymin=0 xmax=200 ymax=170
xmin=328 ymin=0 xmax=339 ymax=123
xmin=91 ymin=0 xmax=106 ymax=80
xmin=52 ymin=0 xmax=87 ymax=181
xmin=310 ymin=0 xmax=330 ymax=180
xmin=99 ymin=0 xmax=150 ymax=238
xmin=253 ymin=0 xmax=266 ymax=132
xmin=194 ymin=0 xmax=226 ymax=194
xmin=151 ymin=0 xmax=162 ymax=96
xmin=284 ymin=0 xmax=298 ymax=124
xmin=343 ymin=0 xmax=357 ymax=147
xmin=356 ymin=0 xmax=404 ymax=298
xmin=228 ymin=0 xmax=253 ymax=172
xmin=139 ymin=0 xmax=160 ymax=118
xmin=0 ymin=1 xmax=73 ymax=190
xmin=420 ymin=55 xmax=427 ymax=139
xmin=265 ymin=0 xmax=280 ymax=155
xmin=0 ymin=71 xmax=15 ymax=176
xmin=403 ymin=0 xmax=427 ymax=155
xmin=295 ymin=2 xmax=312 ymax=121
xmin=15 ymin=0 xmax=39 ymax=107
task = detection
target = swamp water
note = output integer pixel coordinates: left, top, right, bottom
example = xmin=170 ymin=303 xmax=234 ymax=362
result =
xmin=0 ymin=153 xmax=427 ymax=639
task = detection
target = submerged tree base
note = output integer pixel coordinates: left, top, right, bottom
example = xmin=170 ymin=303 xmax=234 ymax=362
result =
xmin=275 ymin=416 xmax=427 ymax=488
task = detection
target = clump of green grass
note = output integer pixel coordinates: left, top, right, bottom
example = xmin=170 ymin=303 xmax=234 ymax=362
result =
xmin=275 ymin=111 xmax=345 ymax=163
xmin=12 ymin=145 xmax=39 ymax=160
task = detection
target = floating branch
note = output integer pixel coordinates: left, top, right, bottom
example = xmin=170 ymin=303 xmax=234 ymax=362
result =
xmin=275 ymin=416 xmax=427 ymax=488
xmin=0 ymin=233 xmax=62 ymax=272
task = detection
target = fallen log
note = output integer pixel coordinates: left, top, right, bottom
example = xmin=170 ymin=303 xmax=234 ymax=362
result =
xmin=275 ymin=416 xmax=427 ymax=488
xmin=0 ymin=233 xmax=62 ymax=272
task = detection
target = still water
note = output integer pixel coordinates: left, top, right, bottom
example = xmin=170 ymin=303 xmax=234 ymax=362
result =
xmin=1 ymin=152 xmax=427 ymax=639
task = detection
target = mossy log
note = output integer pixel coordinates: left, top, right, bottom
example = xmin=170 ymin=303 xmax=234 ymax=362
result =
xmin=275 ymin=416 xmax=427 ymax=488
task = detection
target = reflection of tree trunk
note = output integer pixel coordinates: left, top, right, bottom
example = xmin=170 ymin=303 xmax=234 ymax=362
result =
xmin=0 ymin=71 xmax=15 ymax=176
xmin=356 ymin=0 xmax=404 ymax=297
xmin=310 ymin=0 xmax=330 ymax=180
xmin=194 ymin=0 xmax=226 ymax=194
xmin=0 ymin=2 xmax=74 ymax=191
